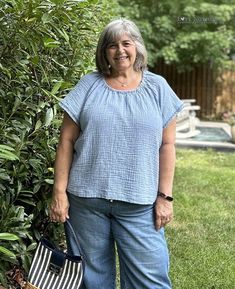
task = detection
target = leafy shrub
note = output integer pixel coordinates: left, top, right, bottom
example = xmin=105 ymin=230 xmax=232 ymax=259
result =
xmin=0 ymin=0 xmax=119 ymax=285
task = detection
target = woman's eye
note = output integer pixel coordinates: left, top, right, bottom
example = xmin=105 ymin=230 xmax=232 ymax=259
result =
xmin=107 ymin=41 xmax=133 ymax=49
xmin=107 ymin=44 xmax=116 ymax=49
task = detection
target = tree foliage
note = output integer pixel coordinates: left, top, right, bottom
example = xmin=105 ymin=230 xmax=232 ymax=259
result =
xmin=0 ymin=0 xmax=118 ymax=284
xmin=118 ymin=0 xmax=235 ymax=71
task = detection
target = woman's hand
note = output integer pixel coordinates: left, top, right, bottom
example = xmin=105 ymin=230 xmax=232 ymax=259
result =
xmin=155 ymin=198 xmax=173 ymax=231
xmin=50 ymin=192 xmax=70 ymax=223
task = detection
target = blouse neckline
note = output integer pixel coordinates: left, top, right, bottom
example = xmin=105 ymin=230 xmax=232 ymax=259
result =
xmin=102 ymin=70 xmax=147 ymax=93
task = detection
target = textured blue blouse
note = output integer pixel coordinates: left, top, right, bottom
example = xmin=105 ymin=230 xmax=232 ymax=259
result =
xmin=60 ymin=70 xmax=184 ymax=204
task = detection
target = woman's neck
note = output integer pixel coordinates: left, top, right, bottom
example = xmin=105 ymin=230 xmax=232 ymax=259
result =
xmin=110 ymin=68 xmax=138 ymax=79
xmin=105 ymin=69 xmax=143 ymax=90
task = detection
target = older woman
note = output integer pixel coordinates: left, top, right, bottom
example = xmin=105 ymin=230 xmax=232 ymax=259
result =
xmin=50 ymin=19 xmax=183 ymax=289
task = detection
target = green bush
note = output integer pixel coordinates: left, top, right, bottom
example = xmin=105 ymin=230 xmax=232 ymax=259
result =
xmin=0 ymin=0 xmax=119 ymax=285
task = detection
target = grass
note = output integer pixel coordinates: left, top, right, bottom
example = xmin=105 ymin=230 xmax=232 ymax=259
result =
xmin=115 ymin=148 xmax=235 ymax=289
xmin=167 ymin=148 xmax=235 ymax=289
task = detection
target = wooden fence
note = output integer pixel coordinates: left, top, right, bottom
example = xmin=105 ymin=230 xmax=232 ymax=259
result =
xmin=153 ymin=60 xmax=235 ymax=119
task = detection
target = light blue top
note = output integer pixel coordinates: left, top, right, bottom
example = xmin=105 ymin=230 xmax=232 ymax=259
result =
xmin=59 ymin=70 xmax=184 ymax=204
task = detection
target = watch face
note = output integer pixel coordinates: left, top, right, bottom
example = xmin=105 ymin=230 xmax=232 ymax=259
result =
xmin=166 ymin=196 xmax=173 ymax=201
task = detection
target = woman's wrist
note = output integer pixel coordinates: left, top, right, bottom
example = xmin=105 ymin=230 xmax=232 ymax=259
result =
xmin=157 ymin=191 xmax=174 ymax=202
xmin=52 ymin=187 xmax=67 ymax=196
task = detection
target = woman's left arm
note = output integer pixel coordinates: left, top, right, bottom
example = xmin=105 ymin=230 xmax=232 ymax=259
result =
xmin=155 ymin=118 xmax=176 ymax=231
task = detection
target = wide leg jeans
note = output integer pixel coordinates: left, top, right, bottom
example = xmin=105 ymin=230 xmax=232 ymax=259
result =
xmin=66 ymin=194 xmax=172 ymax=289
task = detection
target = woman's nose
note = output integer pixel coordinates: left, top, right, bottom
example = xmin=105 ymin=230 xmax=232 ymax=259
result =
xmin=117 ymin=44 xmax=124 ymax=52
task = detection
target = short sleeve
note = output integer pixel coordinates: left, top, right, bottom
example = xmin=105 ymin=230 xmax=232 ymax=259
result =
xmin=59 ymin=74 xmax=93 ymax=124
xmin=158 ymin=77 xmax=184 ymax=128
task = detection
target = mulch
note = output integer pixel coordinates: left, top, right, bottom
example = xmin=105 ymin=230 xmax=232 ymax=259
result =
xmin=1 ymin=266 xmax=26 ymax=289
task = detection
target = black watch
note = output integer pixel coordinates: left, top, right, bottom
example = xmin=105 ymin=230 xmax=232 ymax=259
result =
xmin=157 ymin=191 xmax=174 ymax=202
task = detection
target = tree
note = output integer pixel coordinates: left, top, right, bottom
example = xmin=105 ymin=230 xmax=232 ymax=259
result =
xmin=118 ymin=0 xmax=235 ymax=71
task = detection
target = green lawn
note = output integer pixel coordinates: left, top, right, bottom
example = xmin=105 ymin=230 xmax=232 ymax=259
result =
xmin=167 ymin=148 xmax=235 ymax=289
xmin=115 ymin=148 xmax=235 ymax=289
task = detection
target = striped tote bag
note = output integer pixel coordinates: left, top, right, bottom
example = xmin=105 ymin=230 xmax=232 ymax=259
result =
xmin=25 ymin=221 xmax=84 ymax=289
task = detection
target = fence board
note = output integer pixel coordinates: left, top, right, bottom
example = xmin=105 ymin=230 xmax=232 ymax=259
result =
xmin=153 ymin=60 xmax=235 ymax=118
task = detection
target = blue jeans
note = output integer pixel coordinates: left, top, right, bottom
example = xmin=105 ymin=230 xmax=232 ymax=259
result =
xmin=66 ymin=194 xmax=172 ymax=289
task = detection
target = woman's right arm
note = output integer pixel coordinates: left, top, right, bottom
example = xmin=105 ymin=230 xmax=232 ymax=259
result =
xmin=50 ymin=112 xmax=80 ymax=223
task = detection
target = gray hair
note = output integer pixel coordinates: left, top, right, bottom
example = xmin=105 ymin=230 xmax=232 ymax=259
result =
xmin=96 ymin=19 xmax=148 ymax=75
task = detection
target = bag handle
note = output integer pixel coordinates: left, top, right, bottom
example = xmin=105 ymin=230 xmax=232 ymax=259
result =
xmin=42 ymin=218 xmax=83 ymax=257
xmin=64 ymin=220 xmax=83 ymax=257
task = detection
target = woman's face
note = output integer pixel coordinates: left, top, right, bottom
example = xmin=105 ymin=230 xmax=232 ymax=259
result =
xmin=105 ymin=34 xmax=137 ymax=73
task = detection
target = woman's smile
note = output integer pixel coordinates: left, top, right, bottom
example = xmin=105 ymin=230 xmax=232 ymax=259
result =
xmin=114 ymin=55 xmax=129 ymax=62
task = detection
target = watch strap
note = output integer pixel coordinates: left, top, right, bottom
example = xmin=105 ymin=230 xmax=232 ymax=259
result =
xmin=157 ymin=191 xmax=174 ymax=202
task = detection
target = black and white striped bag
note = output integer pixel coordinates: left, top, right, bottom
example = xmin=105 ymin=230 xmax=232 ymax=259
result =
xmin=25 ymin=221 xmax=84 ymax=289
